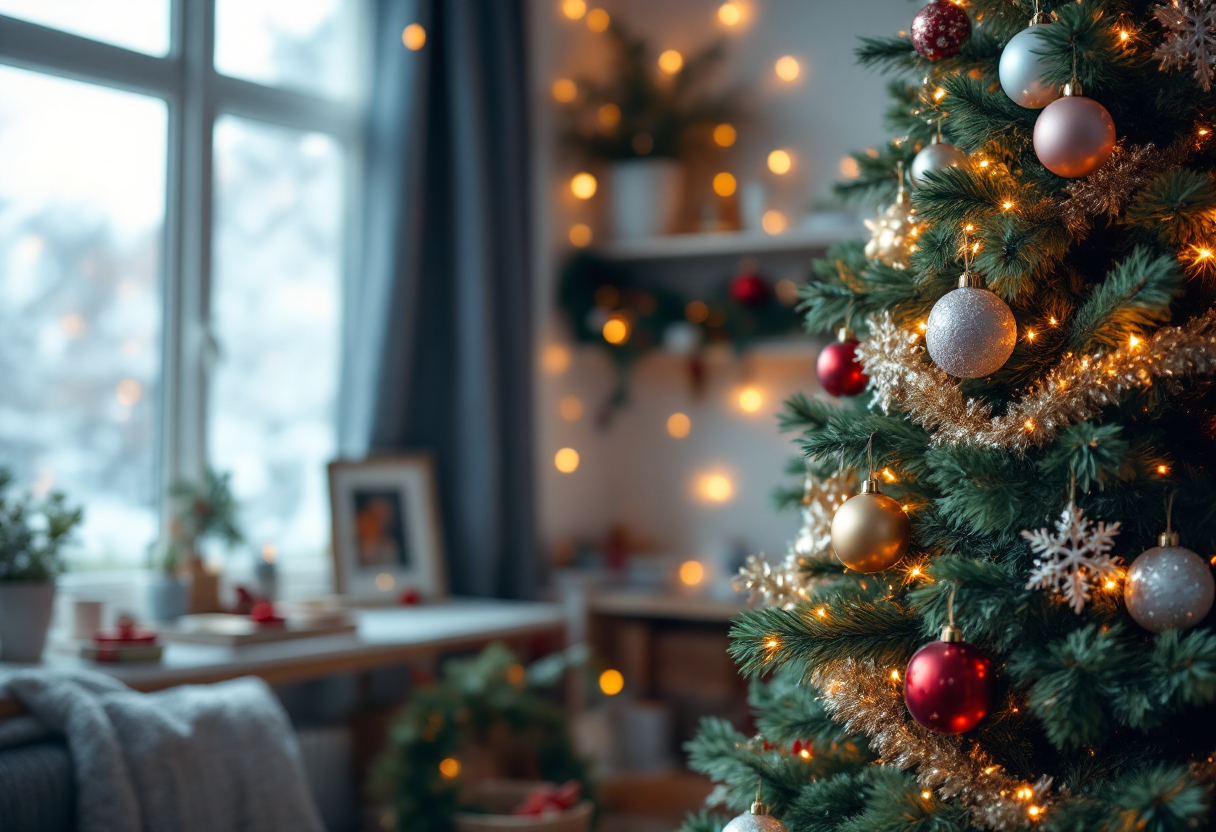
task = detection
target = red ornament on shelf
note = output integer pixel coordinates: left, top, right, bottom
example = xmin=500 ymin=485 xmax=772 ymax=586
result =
xmin=399 ymin=587 xmax=421 ymax=606
xmin=730 ymin=272 xmax=770 ymax=307
xmin=816 ymin=327 xmax=868 ymax=397
xmin=250 ymin=601 xmax=285 ymax=626
xmin=911 ymin=0 xmax=971 ymax=62
xmin=904 ymin=613 xmax=993 ymax=734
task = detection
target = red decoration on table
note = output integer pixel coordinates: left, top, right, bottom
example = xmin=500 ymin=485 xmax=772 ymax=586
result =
xmin=513 ymin=781 xmax=583 ymax=816
xmin=911 ymin=0 xmax=971 ymax=62
xmin=816 ymin=327 xmax=868 ymax=397
xmin=904 ymin=595 xmax=993 ymax=734
xmin=94 ymin=614 xmax=157 ymax=646
xmin=399 ymin=588 xmax=421 ymax=606
xmin=729 ymin=272 xmax=771 ymax=307
xmin=250 ymin=601 xmax=285 ymax=626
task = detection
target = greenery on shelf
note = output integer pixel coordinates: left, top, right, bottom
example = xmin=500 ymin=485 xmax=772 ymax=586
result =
xmin=557 ymin=19 xmax=738 ymax=163
xmin=155 ymin=467 xmax=244 ymax=573
xmin=372 ymin=643 xmax=593 ymax=832
xmin=685 ymin=0 xmax=1216 ymax=829
xmin=0 ymin=467 xmax=83 ymax=582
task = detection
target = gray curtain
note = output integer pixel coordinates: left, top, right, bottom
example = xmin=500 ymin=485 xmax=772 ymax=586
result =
xmin=339 ymin=0 xmax=537 ymax=598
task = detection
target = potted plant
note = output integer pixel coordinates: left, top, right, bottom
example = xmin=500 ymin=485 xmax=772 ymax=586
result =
xmin=148 ymin=468 xmax=243 ymax=621
xmin=557 ymin=21 xmax=738 ymax=240
xmin=0 ymin=468 xmax=83 ymax=662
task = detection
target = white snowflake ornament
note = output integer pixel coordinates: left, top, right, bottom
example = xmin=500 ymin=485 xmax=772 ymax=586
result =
xmin=1023 ymin=502 xmax=1122 ymax=614
xmin=1154 ymin=0 xmax=1216 ymax=92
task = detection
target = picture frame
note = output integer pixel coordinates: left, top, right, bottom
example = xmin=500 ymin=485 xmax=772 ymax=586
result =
xmin=327 ymin=455 xmax=448 ymax=602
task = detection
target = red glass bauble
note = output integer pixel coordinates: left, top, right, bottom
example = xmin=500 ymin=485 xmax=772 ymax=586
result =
xmin=911 ymin=0 xmax=971 ymax=62
xmin=816 ymin=338 xmax=868 ymax=397
xmin=904 ymin=636 xmax=993 ymax=734
xmin=730 ymin=273 xmax=770 ymax=306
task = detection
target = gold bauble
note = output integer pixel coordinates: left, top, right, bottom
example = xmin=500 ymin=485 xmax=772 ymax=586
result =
xmin=830 ymin=478 xmax=910 ymax=573
xmin=863 ymin=190 xmax=919 ymax=269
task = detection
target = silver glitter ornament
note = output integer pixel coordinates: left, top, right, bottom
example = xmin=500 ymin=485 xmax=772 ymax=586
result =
xmin=723 ymin=785 xmax=788 ymax=832
xmin=1125 ymin=530 xmax=1215 ymax=632
xmin=999 ymin=22 xmax=1061 ymax=109
xmin=925 ymin=275 xmax=1017 ymax=378
xmin=910 ymin=138 xmax=969 ymax=188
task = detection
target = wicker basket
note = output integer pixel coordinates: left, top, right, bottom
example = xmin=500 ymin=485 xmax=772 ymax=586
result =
xmin=454 ymin=781 xmax=593 ymax=832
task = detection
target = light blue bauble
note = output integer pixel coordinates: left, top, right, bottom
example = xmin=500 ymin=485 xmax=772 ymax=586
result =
xmin=999 ymin=24 xmax=1061 ymax=109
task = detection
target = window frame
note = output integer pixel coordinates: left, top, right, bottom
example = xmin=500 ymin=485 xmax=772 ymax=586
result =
xmin=0 ymin=0 xmax=367 ymax=553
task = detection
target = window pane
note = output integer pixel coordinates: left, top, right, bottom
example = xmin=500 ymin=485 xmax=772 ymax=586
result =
xmin=215 ymin=0 xmax=356 ymax=99
xmin=0 ymin=67 xmax=167 ymax=568
xmin=209 ymin=116 xmax=344 ymax=565
xmin=0 ymin=0 xmax=170 ymax=56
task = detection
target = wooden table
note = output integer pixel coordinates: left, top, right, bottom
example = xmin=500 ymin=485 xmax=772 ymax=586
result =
xmin=0 ymin=598 xmax=566 ymax=719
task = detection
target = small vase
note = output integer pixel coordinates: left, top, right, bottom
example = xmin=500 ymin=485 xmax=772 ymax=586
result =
xmin=608 ymin=158 xmax=683 ymax=240
xmin=147 ymin=573 xmax=189 ymax=622
xmin=0 ymin=581 xmax=57 ymax=663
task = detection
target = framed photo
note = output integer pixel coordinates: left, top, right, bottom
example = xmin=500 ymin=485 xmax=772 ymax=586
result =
xmin=327 ymin=455 xmax=448 ymax=601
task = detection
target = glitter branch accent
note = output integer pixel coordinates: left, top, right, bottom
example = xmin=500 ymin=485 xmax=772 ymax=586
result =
xmin=813 ymin=658 xmax=1052 ymax=831
xmin=857 ymin=310 xmax=1216 ymax=451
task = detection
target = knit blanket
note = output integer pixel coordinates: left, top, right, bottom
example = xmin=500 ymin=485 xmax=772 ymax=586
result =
xmin=0 ymin=670 xmax=325 ymax=832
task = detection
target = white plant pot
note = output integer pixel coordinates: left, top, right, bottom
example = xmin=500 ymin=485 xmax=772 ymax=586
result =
xmin=0 ymin=582 xmax=57 ymax=663
xmin=609 ymin=158 xmax=682 ymax=240
xmin=147 ymin=574 xmax=189 ymax=622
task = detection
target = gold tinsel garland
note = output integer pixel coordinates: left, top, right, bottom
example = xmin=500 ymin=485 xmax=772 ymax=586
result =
xmin=856 ymin=309 xmax=1216 ymax=451
xmin=733 ymin=471 xmax=853 ymax=609
xmin=813 ymin=658 xmax=1052 ymax=831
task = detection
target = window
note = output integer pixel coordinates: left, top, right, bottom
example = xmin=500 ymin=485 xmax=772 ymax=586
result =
xmin=0 ymin=1 xmax=364 ymax=569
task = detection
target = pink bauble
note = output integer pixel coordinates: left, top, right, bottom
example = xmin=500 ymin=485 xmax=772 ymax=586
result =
xmin=1033 ymin=95 xmax=1116 ymax=178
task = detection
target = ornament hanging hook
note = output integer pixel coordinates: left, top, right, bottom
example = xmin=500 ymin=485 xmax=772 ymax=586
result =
xmin=1064 ymin=42 xmax=1082 ymax=96
xmin=1166 ymin=490 xmax=1176 ymax=535
xmin=866 ymin=432 xmax=876 ymax=480
xmin=942 ymin=583 xmax=961 ymax=642
xmin=1068 ymin=465 xmax=1077 ymax=507
xmin=1030 ymin=0 xmax=1045 ymax=25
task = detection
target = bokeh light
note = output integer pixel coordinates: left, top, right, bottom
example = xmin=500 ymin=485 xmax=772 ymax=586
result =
xmin=658 ymin=50 xmax=684 ymax=74
xmin=679 ymin=560 xmax=706 ymax=586
xmin=599 ymin=669 xmax=625 ymax=696
xmin=775 ymin=56 xmax=800 ymax=81
xmin=562 ymin=0 xmax=586 ymax=19
xmin=570 ymin=172 xmax=597 ymax=199
xmin=713 ymin=123 xmax=737 ymax=147
xmin=586 ymin=8 xmax=610 ymax=31
xmin=667 ymin=412 xmax=692 ymax=438
xmin=569 ymin=223 xmax=592 ymax=247
xmin=738 ymin=386 xmax=763 ymax=412
xmin=598 ymin=103 xmax=620 ymax=127
xmin=541 ymin=343 xmax=571 ymax=374
xmin=555 ymin=448 xmax=580 ymax=473
xmin=698 ymin=474 xmax=734 ymax=503
xmin=718 ymin=2 xmax=742 ymax=26
xmin=767 ymin=149 xmax=793 ymax=175
xmin=402 ymin=24 xmax=426 ymax=50
xmin=560 ymin=396 xmax=584 ymax=421
xmin=839 ymin=157 xmax=861 ymax=179
xmin=713 ymin=172 xmax=737 ymax=197
xmin=438 ymin=758 xmax=461 ymax=779
xmin=552 ymin=78 xmax=577 ymax=102
xmin=602 ymin=317 xmax=629 ymax=344
xmin=762 ymin=210 xmax=787 ymax=235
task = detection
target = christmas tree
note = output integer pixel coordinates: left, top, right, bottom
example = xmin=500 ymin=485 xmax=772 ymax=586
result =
xmin=684 ymin=1 xmax=1216 ymax=830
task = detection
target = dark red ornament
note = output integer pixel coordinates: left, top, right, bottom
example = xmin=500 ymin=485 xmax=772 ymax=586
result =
xmin=816 ymin=327 xmax=868 ymax=397
xmin=250 ymin=601 xmax=285 ymax=626
xmin=911 ymin=0 xmax=971 ymax=62
xmin=904 ymin=625 xmax=993 ymax=734
xmin=729 ymin=272 xmax=770 ymax=306
xmin=399 ymin=587 xmax=421 ymax=606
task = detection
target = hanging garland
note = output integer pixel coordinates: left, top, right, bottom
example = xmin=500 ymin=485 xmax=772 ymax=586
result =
xmin=857 ymin=309 xmax=1216 ymax=452
xmin=558 ymin=252 xmax=803 ymax=423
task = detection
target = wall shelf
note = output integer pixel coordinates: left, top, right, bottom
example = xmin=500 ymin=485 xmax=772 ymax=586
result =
xmin=593 ymin=220 xmax=863 ymax=263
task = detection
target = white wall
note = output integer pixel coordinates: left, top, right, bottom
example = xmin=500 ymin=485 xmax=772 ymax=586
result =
xmin=530 ymin=0 xmax=917 ymax=570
